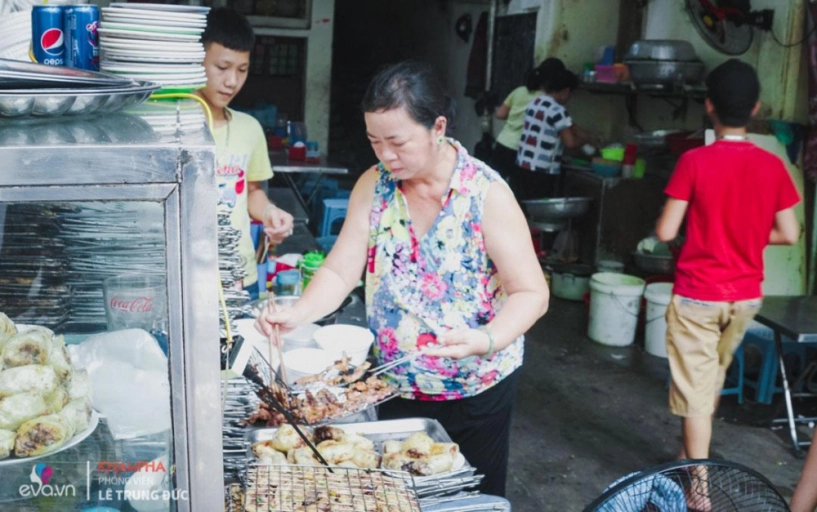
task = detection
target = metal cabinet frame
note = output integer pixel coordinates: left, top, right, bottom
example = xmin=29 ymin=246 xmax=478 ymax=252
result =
xmin=0 ymin=110 xmax=223 ymax=510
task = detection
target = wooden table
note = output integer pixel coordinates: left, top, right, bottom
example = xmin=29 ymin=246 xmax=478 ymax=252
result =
xmin=753 ymin=295 xmax=817 ymax=456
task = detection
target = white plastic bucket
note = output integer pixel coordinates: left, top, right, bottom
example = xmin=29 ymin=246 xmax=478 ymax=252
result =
xmin=644 ymin=283 xmax=674 ymax=358
xmin=588 ymin=272 xmax=646 ymax=346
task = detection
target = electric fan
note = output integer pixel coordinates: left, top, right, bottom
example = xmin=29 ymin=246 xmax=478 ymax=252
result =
xmin=583 ymin=459 xmax=789 ymax=512
xmin=686 ymin=0 xmax=775 ymax=56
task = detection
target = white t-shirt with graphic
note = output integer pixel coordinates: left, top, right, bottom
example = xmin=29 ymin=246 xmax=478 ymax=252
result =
xmin=516 ymin=94 xmax=573 ymax=175
xmin=213 ymin=109 xmax=273 ymax=287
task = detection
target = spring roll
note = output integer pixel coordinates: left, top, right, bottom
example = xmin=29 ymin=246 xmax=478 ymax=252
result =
xmin=14 ymin=414 xmax=75 ymax=458
xmin=46 ymin=336 xmax=72 ymax=382
xmin=0 ymin=313 xmax=16 ymax=345
xmin=59 ymin=399 xmax=91 ymax=433
xmin=0 ymin=429 xmax=14 ymax=460
xmin=0 ymin=392 xmax=49 ymax=431
xmin=67 ymin=370 xmax=92 ymax=405
xmin=2 ymin=330 xmax=51 ymax=368
xmin=0 ymin=365 xmax=59 ymax=398
xmin=44 ymin=387 xmax=68 ymax=414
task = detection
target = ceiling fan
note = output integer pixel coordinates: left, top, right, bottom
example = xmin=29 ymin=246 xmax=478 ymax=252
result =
xmin=686 ymin=0 xmax=775 ymax=55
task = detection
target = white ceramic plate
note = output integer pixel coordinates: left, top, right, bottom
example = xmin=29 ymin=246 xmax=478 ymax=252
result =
xmin=100 ymin=37 xmax=203 ymax=51
xmin=102 ymin=53 xmax=205 ymax=64
xmin=103 ymin=6 xmax=207 ymax=21
xmin=0 ymin=411 xmax=100 ymax=466
xmin=100 ymin=62 xmax=204 ymax=73
xmin=101 ymin=21 xmax=203 ymax=35
xmin=98 ymin=28 xmax=201 ymax=42
xmin=108 ymin=3 xmax=210 ymax=14
xmin=102 ymin=13 xmax=206 ymax=28
xmin=102 ymin=47 xmax=205 ymax=57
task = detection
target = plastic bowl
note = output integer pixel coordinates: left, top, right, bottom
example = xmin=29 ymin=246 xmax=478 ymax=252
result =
xmin=591 ymin=158 xmax=622 ymax=178
xmin=313 ymin=324 xmax=375 ymax=366
xmin=282 ymin=348 xmax=335 ymax=386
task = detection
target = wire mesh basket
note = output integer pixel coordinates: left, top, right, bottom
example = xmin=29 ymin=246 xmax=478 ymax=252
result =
xmin=583 ymin=459 xmax=789 ymax=512
xmin=243 ymin=463 xmax=422 ymax=512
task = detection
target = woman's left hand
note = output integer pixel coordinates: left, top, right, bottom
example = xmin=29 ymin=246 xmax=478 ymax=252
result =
xmin=263 ymin=205 xmax=295 ymax=244
xmin=424 ymin=328 xmax=491 ymax=360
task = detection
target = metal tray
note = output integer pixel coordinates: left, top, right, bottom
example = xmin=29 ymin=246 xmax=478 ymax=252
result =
xmin=246 ymin=417 xmax=477 ymax=485
xmin=0 ymin=58 xmax=136 ymax=88
xmin=0 ymin=80 xmax=160 ymax=118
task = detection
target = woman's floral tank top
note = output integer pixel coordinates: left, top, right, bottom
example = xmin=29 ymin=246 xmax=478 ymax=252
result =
xmin=365 ymin=140 xmax=524 ymax=401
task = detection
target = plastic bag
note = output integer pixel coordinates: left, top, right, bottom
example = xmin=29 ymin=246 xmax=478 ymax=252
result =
xmin=67 ymin=329 xmax=171 ymax=440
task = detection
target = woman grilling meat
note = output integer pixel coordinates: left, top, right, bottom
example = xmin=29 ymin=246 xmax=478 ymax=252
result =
xmin=256 ymin=60 xmax=549 ymax=496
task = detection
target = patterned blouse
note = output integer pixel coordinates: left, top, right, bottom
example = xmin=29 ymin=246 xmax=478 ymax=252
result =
xmin=365 ymin=139 xmax=524 ymax=401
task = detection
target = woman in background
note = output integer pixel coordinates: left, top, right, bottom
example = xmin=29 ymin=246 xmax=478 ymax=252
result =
xmin=491 ymin=58 xmax=566 ymax=194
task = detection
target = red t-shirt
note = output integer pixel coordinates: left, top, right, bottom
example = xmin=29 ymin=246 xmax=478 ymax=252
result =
xmin=665 ymin=140 xmax=800 ymax=301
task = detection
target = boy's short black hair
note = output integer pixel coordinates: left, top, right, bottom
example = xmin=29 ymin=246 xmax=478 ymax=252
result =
xmin=706 ymin=59 xmax=760 ymax=127
xmin=202 ymin=7 xmax=255 ymax=52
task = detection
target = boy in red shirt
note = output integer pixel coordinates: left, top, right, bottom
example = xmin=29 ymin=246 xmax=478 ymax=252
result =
xmin=656 ymin=59 xmax=800 ymax=469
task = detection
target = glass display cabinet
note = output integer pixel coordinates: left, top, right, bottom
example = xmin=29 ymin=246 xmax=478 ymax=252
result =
xmin=0 ymin=101 xmax=222 ymax=511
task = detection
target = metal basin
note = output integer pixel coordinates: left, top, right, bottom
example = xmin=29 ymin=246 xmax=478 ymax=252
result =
xmin=522 ymin=197 xmax=592 ymax=221
xmin=625 ymin=60 xmax=705 ymax=85
xmin=633 ymin=252 xmax=675 ymax=275
xmin=626 ymin=40 xmax=698 ymax=62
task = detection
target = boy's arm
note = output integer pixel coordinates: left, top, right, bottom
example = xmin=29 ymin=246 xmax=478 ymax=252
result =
xmin=769 ymin=207 xmax=799 ymax=245
xmin=247 ymin=182 xmax=294 ymax=244
xmin=655 ymin=198 xmax=688 ymax=242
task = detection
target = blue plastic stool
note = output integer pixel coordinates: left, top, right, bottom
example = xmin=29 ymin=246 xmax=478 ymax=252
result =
xmin=320 ymin=198 xmax=349 ymax=237
xmin=743 ymin=329 xmax=812 ymax=404
xmin=315 ymin=235 xmax=338 ymax=253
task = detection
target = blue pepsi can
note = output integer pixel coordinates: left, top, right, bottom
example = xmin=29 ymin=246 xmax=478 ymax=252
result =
xmin=31 ymin=6 xmax=65 ymax=67
xmin=64 ymin=5 xmax=99 ymax=71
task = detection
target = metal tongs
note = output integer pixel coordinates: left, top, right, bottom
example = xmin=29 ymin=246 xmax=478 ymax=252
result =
xmin=244 ymin=372 xmax=333 ymax=471
xmin=369 ymin=345 xmax=440 ymax=377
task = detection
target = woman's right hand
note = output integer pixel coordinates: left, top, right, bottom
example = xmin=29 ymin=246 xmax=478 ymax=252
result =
xmin=254 ymin=304 xmax=305 ymax=340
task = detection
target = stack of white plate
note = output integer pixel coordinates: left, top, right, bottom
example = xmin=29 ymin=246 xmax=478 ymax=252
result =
xmin=99 ymin=2 xmax=209 ymax=91
xmin=0 ymin=11 xmax=31 ymax=61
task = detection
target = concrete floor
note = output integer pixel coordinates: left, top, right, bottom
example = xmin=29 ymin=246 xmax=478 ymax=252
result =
xmin=505 ymin=298 xmax=810 ymax=511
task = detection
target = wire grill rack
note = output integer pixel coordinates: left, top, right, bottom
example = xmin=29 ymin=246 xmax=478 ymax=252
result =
xmin=243 ymin=464 xmax=422 ymax=512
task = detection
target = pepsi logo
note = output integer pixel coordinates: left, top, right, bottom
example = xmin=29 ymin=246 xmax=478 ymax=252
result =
xmin=40 ymin=28 xmax=64 ymax=56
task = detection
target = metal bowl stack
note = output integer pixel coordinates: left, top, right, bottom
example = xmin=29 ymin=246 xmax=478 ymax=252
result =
xmin=624 ymin=40 xmax=705 ymax=85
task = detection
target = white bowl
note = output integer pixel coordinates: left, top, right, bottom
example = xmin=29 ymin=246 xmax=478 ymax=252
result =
xmin=283 ymin=323 xmax=320 ymax=349
xmin=281 ymin=348 xmax=335 ymax=386
xmin=313 ymin=324 xmax=375 ymax=366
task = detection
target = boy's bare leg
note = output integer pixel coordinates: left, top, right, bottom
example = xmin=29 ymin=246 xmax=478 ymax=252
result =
xmin=678 ymin=393 xmax=720 ymax=460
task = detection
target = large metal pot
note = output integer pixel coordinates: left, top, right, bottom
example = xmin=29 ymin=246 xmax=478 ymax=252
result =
xmin=521 ymin=197 xmax=592 ymax=220
xmin=625 ymin=60 xmax=705 ymax=85
xmin=626 ymin=40 xmax=698 ymax=62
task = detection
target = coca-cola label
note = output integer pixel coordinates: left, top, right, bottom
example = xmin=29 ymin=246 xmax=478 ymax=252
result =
xmin=109 ymin=296 xmax=154 ymax=313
